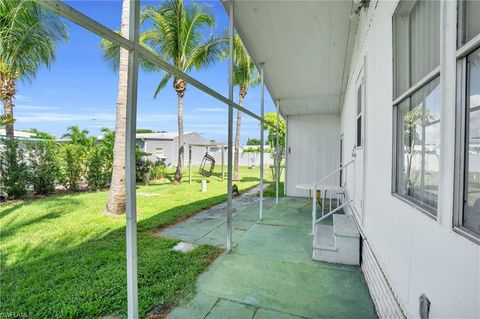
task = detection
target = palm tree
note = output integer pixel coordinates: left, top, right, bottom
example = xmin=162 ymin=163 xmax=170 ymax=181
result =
xmin=141 ymin=0 xmax=225 ymax=183
xmin=231 ymin=35 xmax=260 ymax=180
xmin=62 ymin=125 xmax=94 ymax=147
xmin=99 ymin=0 xmax=133 ymax=215
xmin=0 ymin=0 xmax=68 ymax=140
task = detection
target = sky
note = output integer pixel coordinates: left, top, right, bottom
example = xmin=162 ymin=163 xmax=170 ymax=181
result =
xmin=14 ymin=0 xmax=276 ymax=143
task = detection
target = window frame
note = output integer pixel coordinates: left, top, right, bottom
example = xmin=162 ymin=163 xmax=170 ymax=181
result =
xmin=391 ymin=0 xmax=441 ymax=218
xmin=155 ymin=147 xmax=165 ymax=159
xmin=356 ymin=79 xmax=364 ymax=149
xmin=392 ymin=76 xmax=440 ymax=218
xmin=453 ymin=1 xmax=480 ymax=244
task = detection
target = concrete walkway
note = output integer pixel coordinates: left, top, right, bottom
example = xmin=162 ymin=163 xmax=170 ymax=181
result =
xmin=160 ymin=193 xmax=376 ymax=319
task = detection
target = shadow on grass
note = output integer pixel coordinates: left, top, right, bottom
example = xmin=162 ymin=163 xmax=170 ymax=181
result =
xmin=0 ymin=196 xmax=229 ymax=319
xmin=1 ymin=211 xmax=63 ymax=239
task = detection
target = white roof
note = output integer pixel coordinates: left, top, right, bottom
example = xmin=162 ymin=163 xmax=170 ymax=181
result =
xmin=136 ymin=132 xmax=193 ymax=140
xmin=0 ymin=129 xmax=36 ymax=138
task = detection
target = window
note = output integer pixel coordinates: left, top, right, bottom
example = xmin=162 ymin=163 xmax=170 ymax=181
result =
xmin=392 ymin=0 xmax=441 ymax=215
xmin=155 ymin=147 xmax=165 ymax=159
xmin=455 ymin=1 xmax=480 ymax=240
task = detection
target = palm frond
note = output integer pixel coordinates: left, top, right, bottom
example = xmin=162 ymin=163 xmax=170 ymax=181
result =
xmin=140 ymin=0 xmax=222 ymax=97
xmin=0 ymin=0 xmax=69 ymax=83
xmin=100 ymin=34 xmax=121 ymax=71
xmin=154 ymin=73 xmax=172 ymax=98
xmin=0 ymin=114 xmax=15 ymax=126
xmin=186 ymin=35 xmax=226 ymax=72
xmin=228 ymin=34 xmax=260 ymax=90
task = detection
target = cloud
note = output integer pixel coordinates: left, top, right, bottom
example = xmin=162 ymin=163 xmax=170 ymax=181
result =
xmin=15 ymin=104 xmax=59 ymax=111
xmin=15 ymin=112 xmax=114 ymax=123
xmin=188 ymin=124 xmax=228 ymax=128
xmin=137 ymin=113 xmax=178 ymax=122
xmin=193 ymin=107 xmax=226 ymax=113
xmin=14 ymin=94 xmax=29 ymax=101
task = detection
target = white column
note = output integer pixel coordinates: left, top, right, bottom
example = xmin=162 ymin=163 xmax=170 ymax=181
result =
xmin=226 ymin=1 xmax=234 ymax=252
xmin=125 ymin=0 xmax=140 ymax=318
xmin=259 ymin=63 xmax=265 ymax=220
xmin=275 ymin=99 xmax=280 ymax=205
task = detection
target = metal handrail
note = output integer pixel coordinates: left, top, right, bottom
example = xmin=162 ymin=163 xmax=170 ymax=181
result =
xmin=315 ymin=159 xmax=354 ymax=187
xmin=311 ymin=159 xmax=355 ymax=234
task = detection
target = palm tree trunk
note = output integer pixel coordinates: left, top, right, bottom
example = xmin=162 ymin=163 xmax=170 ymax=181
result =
xmin=105 ymin=0 xmax=129 ymax=215
xmin=1 ymin=77 xmax=16 ymax=141
xmin=3 ymin=98 xmax=14 ymax=141
xmin=233 ymin=93 xmax=245 ymax=181
xmin=174 ymin=93 xmax=184 ymax=183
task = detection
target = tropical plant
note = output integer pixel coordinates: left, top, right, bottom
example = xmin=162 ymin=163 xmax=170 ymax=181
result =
xmin=246 ymin=137 xmax=261 ymax=145
xmin=99 ymin=127 xmax=115 ymax=173
xmin=262 ymin=112 xmax=286 ymax=181
xmin=140 ymin=0 xmax=225 ymax=183
xmin=61 ymin=125 xmax=95 ymax=147
xmin=136 ymin=129 xmax=154 ymax=133
xmin=0 ymin=0 xmax=68 ymax=140
xmin=57 ymin=143 xmax=84 ymax=191
xmin=86 ymin=147 xmax=110 ymax=191
xmin=0 ymin=114 xmax=15 ymax=126
xmin=26 ymin=140 xmax=59 ymax=195
xmin=0 ymin=139 xmax=29 ymax=199
xmin=150 ymin=160 xmax=166 ymax=181
xmin=25 ymin=128 xmax=55 ymax=140
xmin=229 ymin=35 xmax=260 ymax=180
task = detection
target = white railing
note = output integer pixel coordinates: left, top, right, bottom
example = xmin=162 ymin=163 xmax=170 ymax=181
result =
xmin=311 ymin=159 xmax=355 ymax=234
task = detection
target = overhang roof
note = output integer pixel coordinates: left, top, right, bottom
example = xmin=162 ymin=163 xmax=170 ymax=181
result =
xmin=223 ymin=1 xmax=357 ymax=116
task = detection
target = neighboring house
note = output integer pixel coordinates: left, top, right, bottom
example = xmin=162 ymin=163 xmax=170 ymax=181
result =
xmin=229 ymin=0 xmax=480 ymax=318
xmin=136 ymin=132 xmax=213 ymax=166
xmin=137 ymin=132 xmax=274 ymax=168
xmin=0 ymin=129 xmax=36 ymax=140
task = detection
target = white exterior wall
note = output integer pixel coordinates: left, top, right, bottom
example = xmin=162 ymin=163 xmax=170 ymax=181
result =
xmin=285 ymin=114 xmax=340 ymax=197
xmin=340 ymin=2 xmax=480 ymax=318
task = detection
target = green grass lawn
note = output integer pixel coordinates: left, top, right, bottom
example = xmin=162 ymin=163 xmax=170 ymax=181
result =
xmin=264 ymin=181 xmax=285 ymax=198
xmin=0 ymin=166 xmax=266 ymax=318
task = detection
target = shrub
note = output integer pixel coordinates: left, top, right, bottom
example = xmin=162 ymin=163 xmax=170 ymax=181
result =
xmin=27 ymin=140 xmax=59 ymax=195
xmin=136 ymin=158 xmax=153 ymax=185
xmin=86 ymin=147 xmax=110 ymax=191
xmin=150 ymin=160 xmax=166 ymax=181
xmin=0 ymin=140 xmax=29 ymax=199
xmin=58 ymin=143 xmax=85 ymax=191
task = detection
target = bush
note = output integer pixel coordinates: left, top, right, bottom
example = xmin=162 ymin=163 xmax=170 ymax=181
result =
xmin=27 ymin=140 xmax=59 ymax=195
xmin=0 ymin=140 xmax=29 ymax=199
xmin=150 ymin=161 xmax=166 ymax=181
xmin=136 ymin=158 xmax=153 ymax=185
xmin=86 ymin=147 xmax=110 ymax=191
xmin=58 ymin=143 xmax=85 ymax=191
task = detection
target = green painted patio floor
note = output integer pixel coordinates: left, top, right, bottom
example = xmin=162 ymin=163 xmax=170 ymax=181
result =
xmin=162 ymin=196 xmax=376 ymax=319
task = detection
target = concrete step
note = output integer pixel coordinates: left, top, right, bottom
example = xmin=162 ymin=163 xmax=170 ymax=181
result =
xmin=312 ymin=224 xmax=339 ymax=264
xmin=333 ymin=214 xmax=360 ymax=238
xmin=312 ymin=214 xmax=360 ymax=266
xmin=313 ymin=224 xmax=337 ymax=251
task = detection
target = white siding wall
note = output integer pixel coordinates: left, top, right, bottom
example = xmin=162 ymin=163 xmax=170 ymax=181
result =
xmin=340 ymin=2 xmax=480 ymax=318
xmin=285 ymin=114 xmax=340 ymax=197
